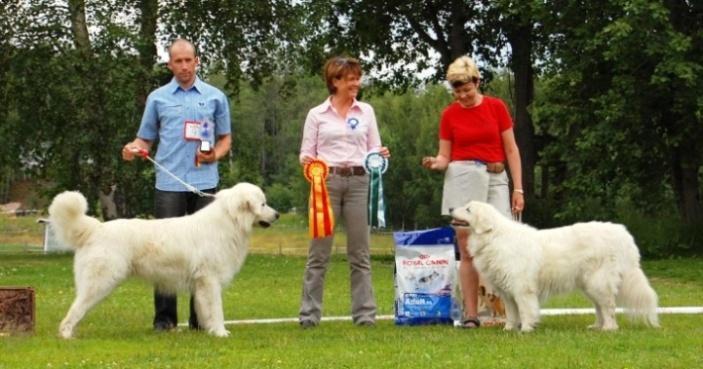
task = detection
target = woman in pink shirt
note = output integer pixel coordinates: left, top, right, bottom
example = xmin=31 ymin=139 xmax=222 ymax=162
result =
xmin=298 ymin=56 xmax=390 ymax=328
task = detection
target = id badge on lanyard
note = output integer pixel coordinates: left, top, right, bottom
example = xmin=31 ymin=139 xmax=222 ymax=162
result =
xmin=184 ymin=120 xmax=201 ymax=140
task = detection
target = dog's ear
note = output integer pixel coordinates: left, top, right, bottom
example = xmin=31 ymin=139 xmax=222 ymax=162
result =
xmin=217 ymin=187 xmax=243 ymax=220
xmin=244 ymin=196 xmax=263 ymax=217
xmin=470 ymin=204 xmax=493 ymax=234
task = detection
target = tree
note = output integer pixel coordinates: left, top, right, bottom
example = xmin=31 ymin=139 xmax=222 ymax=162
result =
xmin=492 ymin=1 xmax=541 ymax=201
xmin=160 ymin=0 xmax=307 ymax=93
xmin=535 ymin=0 xmax=703 ymax=224
xmin=0 ymin=1 xmax=21 ymax=175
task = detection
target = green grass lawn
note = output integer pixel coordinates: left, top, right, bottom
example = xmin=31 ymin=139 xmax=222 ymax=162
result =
xmin=1 ymin=251 xmax=702 ymax=368
xmin=1 ymin=214 xmax=702 ymax=368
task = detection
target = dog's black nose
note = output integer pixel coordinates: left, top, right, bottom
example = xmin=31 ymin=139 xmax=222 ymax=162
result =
xmin=448 ymin=207 xmax=454 ymax=213
xmin=275 ymin=212 xmax=280 ymax=220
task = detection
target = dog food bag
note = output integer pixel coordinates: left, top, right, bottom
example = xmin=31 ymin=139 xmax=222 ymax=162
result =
xmin=393 ymin=227 xmax=458 ymax=325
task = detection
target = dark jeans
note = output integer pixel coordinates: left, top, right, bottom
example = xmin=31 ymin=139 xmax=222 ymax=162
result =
xmin=153 ymin=188 xmax=216 ymax=329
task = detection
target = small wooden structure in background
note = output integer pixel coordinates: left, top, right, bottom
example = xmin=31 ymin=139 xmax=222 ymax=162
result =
xmin=38 ymin=218 xmax=72 ymax=253
xmin=0 ymin=287 xmax=35 ymax=333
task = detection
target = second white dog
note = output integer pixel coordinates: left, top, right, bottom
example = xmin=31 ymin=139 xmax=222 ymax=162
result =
xmin=49 ymin=182 xmax=278 ymax=339
xmin=451 ymin=201 xmax=659 ymax=332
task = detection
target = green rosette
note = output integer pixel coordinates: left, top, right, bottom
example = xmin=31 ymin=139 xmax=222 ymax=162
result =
xmin=364 ymin=151 xmax=389 ymax=228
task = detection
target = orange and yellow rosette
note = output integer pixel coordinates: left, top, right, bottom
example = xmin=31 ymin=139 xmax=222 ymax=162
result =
xmin=304 ymin=159 xmax=335 ymax=239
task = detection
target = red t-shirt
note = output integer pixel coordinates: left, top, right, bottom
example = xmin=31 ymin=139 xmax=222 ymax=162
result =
xmin=439 ymin=96 xmax=513 ymax=162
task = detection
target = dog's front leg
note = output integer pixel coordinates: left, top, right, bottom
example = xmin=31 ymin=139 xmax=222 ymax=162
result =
xmin=194 ymin=278 xmax=230 ymax=337
xmin=515 ymin=292 xmax=540 ymax=332
xmin=588 ymin=304 xmax=605 ymax=330
xmin=502 ymin=295 xmax=520 ymax=331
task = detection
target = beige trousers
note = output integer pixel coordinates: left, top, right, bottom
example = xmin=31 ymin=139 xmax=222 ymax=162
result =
xmin=299 ymin=173 xmax=376 ymax=325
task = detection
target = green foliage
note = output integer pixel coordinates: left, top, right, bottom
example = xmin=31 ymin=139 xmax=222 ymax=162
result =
xmin=533 ymin=0 xmax=703 ymax=226
xmin=161 ymin=0 xmax=308 ymax=93
xmin=2 ymin=0 xmax=703 ymax=257
xmin=615 ymin=198 xmax=703 ymax=258
xmin=264 ymin=182 xmax=296 ymax=213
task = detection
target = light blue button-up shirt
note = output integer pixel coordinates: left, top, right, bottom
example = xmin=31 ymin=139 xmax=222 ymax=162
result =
xmin=137 ymin=77 xmax=232 ymax=191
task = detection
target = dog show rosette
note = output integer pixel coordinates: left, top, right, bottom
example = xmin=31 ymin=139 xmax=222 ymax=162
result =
xmin=364 ymin=151 xmax=388 ymax=228
xmin=304 ymin=159 xmax=335 ymax=239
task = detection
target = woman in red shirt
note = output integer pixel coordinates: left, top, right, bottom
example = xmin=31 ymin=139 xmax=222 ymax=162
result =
xmin=422 ymin=56 xmax=524 ymax=328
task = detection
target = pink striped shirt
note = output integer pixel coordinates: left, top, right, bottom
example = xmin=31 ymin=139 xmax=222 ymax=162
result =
xmin=299 ymin=97 xmax=382 ymax=167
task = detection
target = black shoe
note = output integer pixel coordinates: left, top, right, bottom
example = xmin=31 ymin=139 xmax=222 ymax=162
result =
xmin=300 ymin=320 xmax=318 ymax=329
xmin=153 ymin=320 xmax=176 ymax=331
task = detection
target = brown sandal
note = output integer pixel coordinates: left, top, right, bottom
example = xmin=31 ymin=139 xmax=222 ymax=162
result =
xmin=461 ymin=317 xmax=481 ymax=329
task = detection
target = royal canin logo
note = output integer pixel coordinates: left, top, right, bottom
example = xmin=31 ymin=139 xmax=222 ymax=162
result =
xmin=401 ymin=257 xmax=449 ymax=266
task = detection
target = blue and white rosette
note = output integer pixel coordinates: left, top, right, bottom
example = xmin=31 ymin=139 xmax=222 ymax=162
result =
xmin=200 ymin=119 xmax=214 ymax=147
xmin=364 ymin=151 xmax=389 ymax=228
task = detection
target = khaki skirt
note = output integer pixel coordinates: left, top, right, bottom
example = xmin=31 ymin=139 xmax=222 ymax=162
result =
xmin=441 ymin=161 xmax=511 ymax=217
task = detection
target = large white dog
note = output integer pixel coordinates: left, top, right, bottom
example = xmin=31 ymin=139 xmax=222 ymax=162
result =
xmin=451 ymin=201 xmax=659 ymax=332
xmin=49 ymin=182 xmax=278 ymax=339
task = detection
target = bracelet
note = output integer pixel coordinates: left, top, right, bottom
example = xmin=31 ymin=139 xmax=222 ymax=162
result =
xmin=513 ymin=189 xmax=524 ymax=194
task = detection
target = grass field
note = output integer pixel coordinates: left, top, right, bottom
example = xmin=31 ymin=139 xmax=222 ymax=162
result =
xmin=1 ymin=214 xmax=702 ymax=368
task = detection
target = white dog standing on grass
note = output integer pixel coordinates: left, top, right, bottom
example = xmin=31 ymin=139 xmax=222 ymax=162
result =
xmin=451 ymin=201 xmax=659 ymax=332
xmin=49 ymin=182 xmax=278 ymax=339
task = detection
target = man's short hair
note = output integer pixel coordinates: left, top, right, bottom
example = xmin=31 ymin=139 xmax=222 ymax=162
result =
xmin=167 ymin=38 xmax=198 ymax=58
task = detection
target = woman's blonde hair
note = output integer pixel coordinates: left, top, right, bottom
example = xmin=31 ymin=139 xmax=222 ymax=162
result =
xmin=446 ymin=56 xmax=480 ymax=85
xmin=323 ymin=56 xmax=362 ymax=94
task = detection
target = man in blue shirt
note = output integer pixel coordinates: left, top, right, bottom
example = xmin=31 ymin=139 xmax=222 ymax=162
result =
xmin=122 ymin=38 xmax=232 ymax=331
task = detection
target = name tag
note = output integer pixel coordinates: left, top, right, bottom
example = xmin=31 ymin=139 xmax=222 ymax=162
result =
xmin=184 ymin=120 xmax=201 ymax=140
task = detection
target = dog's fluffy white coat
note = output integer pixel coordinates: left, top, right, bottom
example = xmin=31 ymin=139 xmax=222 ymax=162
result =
xmin=49 ymin=183 xmax=278 ymax=338
xmin=452 ymin=201 xmax=659 ymax=332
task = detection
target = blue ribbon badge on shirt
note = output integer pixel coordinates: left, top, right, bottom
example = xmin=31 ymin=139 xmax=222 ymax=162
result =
xmin=347 ymin=117 xmax=360 ymax=130
xmin=364 ymin=151 xmax=389 ymax=228
xmin=200 ymin=119 xmax=213 ymax=144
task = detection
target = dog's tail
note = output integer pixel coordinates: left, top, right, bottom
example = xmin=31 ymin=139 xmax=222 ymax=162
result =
xmin=618 ymin=267 xmax=660 ymax=327
xmin=48 ymin=191 xmax=100 ymax=249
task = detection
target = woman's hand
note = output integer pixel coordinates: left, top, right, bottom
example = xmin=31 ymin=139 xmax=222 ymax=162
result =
xmin=421 ymin=156 xmax=437 ymax=169
xmin=379 ymin=146 xmax=391 ymax=158
xmin=300 ymin=155 xmax=316 ymax=165
xmin=511 ymin=190 xmax=525 ymax=216
xmin=422 ymin=156 xmax=448 ymax=170
xmin=423 ymin=140 xmax=451 ymax=171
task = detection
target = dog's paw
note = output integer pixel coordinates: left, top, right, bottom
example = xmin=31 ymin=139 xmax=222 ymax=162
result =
xmin=519 ymin=323 xmax=536 ymax=333
xmin=503 ymin=322 xmax=517 ymax=331
xmin=587 ymin=323 xmax=602 ymax=330
xmin=58 ymin=327 xmax=74 ymax=339
xmin=210 ymin=328 xmax=231 ymax=337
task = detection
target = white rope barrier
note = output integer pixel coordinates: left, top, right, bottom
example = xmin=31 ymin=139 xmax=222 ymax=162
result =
xmin=177 ymin=307 xmax=703 ymax=327
xmin=540 ymin=306 xmax=703 ymax=316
